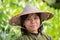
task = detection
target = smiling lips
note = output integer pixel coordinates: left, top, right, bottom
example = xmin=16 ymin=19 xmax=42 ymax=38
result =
xmin=30 ymin=25 xmax=36 ymax=28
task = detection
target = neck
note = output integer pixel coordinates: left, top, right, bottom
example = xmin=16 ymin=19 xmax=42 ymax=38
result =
xmin=28 ymin=30 xmax=38 ymax=34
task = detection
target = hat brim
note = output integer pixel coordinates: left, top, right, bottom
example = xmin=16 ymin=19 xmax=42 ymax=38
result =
xmin=9 ymin=11 xmax=53 ymax=26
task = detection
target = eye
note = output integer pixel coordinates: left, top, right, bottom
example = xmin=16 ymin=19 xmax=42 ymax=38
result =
xmin=26 ymin=18 xmax=30 ymax=20
xmin=34 ymin=16 xmax=39 ymax=19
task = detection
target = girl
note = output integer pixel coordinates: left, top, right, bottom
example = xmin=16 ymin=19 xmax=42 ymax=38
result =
xmin=9 ymin=4 xmax=53 ymax=40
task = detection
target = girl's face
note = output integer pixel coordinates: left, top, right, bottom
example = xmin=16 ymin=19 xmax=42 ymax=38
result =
xmin=23 ymin=13 xmax=40 ymax=33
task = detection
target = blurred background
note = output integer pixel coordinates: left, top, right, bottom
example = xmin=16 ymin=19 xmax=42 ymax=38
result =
xmin=0 ymin=0 xmax=60 ymax=40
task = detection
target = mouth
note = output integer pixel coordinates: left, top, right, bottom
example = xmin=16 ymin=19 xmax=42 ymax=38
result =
xmin=30 ymin=25 xmax=36 ymax=28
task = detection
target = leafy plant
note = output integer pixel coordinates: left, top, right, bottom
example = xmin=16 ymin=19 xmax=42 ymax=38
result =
xmin=42 ymin=0 xmax=60 ymax=9
xmin=0 ymin=0 xmax=60 ymax=40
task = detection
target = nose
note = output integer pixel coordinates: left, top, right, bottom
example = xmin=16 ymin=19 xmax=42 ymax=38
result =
xmin=31 ymin=19 xmax=35 ymax=24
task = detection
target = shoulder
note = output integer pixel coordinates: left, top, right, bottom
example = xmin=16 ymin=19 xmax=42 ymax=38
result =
xmin=42 ymin=33 xmax=53 ymax=40
xmin=16 ymin=34 xmax=29 ymax=40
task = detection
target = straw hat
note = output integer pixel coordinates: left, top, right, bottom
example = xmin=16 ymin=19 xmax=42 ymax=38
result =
xmin=9 ymin=4 xmax=53 ymax=26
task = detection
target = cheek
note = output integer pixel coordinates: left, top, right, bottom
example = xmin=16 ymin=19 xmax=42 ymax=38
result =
xmin=24 ymin=21 xmax=30 ymax=28
xmin=38 ymin=20 xmax=40 ymax=25
xmin=36 ymin=19 xmax=40 ymax=27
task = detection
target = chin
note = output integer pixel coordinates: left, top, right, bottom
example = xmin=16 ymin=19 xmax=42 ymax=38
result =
xmin=31 ymin=28 xmax=38 ymax=31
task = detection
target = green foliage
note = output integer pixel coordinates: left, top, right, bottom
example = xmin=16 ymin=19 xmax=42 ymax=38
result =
xmin=0 ymin=0 xmax=60 ymax=40
xmin=42 ymin=0 xmax=60 ymax=9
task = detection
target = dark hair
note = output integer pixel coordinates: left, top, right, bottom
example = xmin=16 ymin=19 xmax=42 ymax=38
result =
xmin=20 ymin=13 xmax=43 ymax=35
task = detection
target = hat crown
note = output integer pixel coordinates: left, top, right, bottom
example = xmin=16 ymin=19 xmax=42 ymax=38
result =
xmin=22 ymin=4 xmax=39 ymax=14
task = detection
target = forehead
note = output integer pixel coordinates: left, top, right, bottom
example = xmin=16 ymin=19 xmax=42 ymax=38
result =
xmin=28 ymin=13 xmax=38 ymax=17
